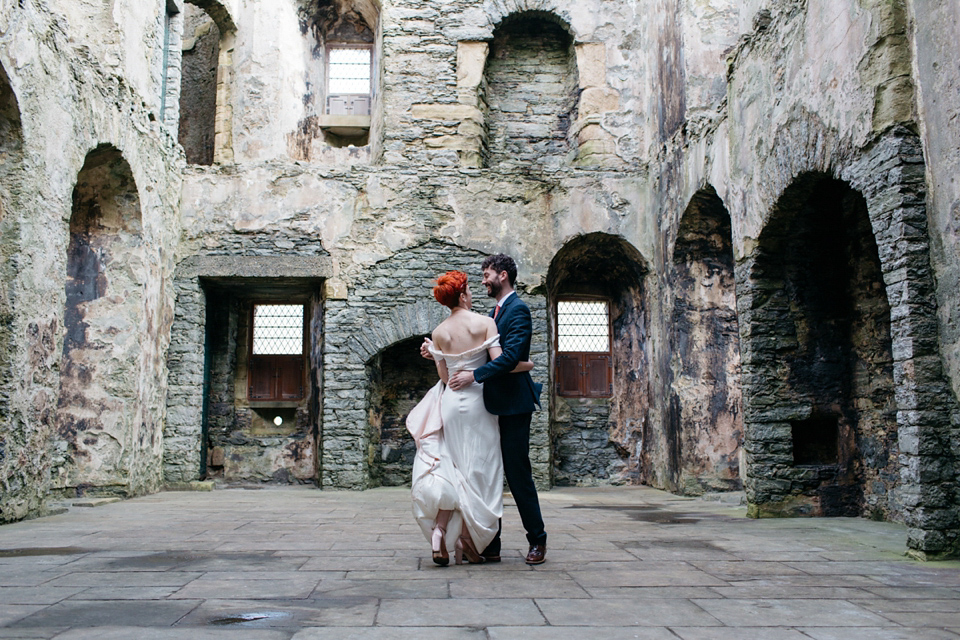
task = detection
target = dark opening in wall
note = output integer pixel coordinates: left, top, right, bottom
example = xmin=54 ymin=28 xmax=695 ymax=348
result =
xmin=547 ymin=233 xmax=649 ymax=486
xmin=744 ymin=173 xmax=897 ymax=519
xmin=669 ymin=186 xmax=742 ymax=494
xmin=485 ymin=11 xmax=579 ymax=171
xmin=367 ymin=335 xmax=439 ymax=487
xmin=791 ymin=414 xmax=839 ymax=466
xmin=201 ymin=285 xmax=322 ymax=484
xmin=179 ymin=3 xmax=220 ymax=165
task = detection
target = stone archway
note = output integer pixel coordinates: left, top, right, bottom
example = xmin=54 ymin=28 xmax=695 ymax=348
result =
xmin=547 ymin=232 xmax=650 ymax=486
xmin=742 ymin=173 xmax=897 ymax=518
xmin=366 ymin=335 xmax=439 ymax=486
xmin=0 ymin=63 xmax=27 ymax=521
xmin=55 ymin=145 xmax=146 ymax=494
xmin=164 ymin=0 xmax=237 ymax=164
xmin=670 ymin=185 xmax=742 ymax=494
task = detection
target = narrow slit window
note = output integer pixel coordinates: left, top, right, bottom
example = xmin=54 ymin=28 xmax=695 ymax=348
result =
xmin=252 ymin=304 xmax=304 ymax=355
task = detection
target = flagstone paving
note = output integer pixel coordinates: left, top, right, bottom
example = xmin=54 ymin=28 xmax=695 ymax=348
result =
xmin=0 ymin=485 xmax=958 ymax=639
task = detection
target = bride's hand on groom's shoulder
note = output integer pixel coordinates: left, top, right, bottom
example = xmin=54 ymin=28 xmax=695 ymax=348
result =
xmin=420 ymin=337 xmax=434 ymax=360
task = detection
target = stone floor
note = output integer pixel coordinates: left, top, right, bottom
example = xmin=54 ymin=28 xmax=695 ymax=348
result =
xmin=1 ymin=485 xmax=959 ymax=639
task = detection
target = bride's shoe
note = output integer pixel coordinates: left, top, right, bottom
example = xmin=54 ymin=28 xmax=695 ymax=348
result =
xmin=455 ymin=536 xmax=485 ymax=565
xmin=431 ymin=526 xmax=449 ymax=566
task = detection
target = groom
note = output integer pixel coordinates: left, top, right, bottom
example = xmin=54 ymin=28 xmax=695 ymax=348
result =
xmin=446 ymin=254 xmax=548 ymax=565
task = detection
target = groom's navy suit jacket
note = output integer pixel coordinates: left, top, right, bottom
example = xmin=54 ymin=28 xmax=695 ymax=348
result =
xmin=472 ymin=293 xmax=542 ymax=416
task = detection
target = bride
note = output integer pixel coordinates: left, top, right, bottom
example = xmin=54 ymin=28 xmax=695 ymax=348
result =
xmin=408 ymin=271 xmax=533 ymax=565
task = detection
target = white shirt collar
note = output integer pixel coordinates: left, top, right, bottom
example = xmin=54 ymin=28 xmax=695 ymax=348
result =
xmin=496 ymin=290 xmax=515 ymax=307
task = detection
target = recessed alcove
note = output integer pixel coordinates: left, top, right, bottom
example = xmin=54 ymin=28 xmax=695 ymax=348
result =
xmin=485 ymin=11 xmax=579 ymax=171
xmin=744 ymin=173 xmax=897 ymax=518
xmin=366 ymin=335 xmax=438 ymax=487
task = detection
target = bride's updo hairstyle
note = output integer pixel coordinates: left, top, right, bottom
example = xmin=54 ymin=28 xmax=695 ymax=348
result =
xmin=433 ymin=270 xmax=468 ymax=309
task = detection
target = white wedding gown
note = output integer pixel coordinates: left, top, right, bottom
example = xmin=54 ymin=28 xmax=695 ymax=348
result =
xmin=408 ymin=335 xmax=504 ymax=554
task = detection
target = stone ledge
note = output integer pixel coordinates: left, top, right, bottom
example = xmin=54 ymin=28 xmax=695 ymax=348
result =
xmin=164 ymin=481 xmax=216 ymax=492
xmin=72 ymin=497 xmax=122 ymax=508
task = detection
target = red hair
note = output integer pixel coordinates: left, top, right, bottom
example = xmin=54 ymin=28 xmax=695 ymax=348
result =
xmin=433 ymin=271 xmax=468 ymax=308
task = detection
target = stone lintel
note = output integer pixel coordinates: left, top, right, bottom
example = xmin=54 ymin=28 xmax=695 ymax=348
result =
xmin=179 ymin=255 xmax=333 ymax=280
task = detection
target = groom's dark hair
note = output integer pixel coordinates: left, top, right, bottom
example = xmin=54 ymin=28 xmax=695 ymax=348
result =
xmin=482 ymin=253 xmax=517 ymax=286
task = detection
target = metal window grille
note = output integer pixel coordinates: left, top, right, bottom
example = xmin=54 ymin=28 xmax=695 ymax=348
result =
xmin=328 ymin=47 xmax=371 ymax=95
xmin=252 ymin=305 xmax=304 ymax=355
xmin=557 ymin=300 xmax=609 ymax=353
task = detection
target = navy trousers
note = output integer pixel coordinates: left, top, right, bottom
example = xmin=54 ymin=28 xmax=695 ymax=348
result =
xmin=482 ymin=412 xmax=547 ymax=555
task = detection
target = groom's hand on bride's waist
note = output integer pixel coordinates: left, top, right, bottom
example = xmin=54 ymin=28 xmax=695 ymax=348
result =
xmin=448 ymin=370 xmax=474 ymax=391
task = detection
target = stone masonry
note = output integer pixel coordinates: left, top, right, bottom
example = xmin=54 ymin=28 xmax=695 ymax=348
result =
xmin=1 ymin=0 xmax=960 ymax=561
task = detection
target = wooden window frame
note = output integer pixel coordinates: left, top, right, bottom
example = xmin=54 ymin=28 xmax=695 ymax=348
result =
xmin=555 ymin=296 xmax=613 ymax=398
xmin=247 ymin=302 xmax=308 ymax=402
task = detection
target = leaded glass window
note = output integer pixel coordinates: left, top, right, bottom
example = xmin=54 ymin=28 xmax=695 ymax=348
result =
xmin=328 ymin=47 xmax=371 ymax=95
xmin=252 ymin=305 xmax=304 ymax=355
xmin=557 ymin=300 xmax=610 ymax=352
xmin=555 ymin=298 xmax=612 ymax=398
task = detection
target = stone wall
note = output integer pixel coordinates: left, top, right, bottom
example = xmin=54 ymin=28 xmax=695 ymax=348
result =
xmin=910 ymin=1 xmax=960 ymax=527
xmin=485 ymin=13 xmax=579 ymax=171
xmin=322 ymin=240 xmax=551 ymax=489
xmin=716 ymin=0 xmax=960 ymax=556
xmin=0 ymin=0 xmax=181 ymax=519
xmin=552 ymin=397 xmax=614 ymax=485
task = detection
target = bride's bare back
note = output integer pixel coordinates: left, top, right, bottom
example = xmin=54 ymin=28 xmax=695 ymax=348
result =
xmin=432 ymin=309 xmax=498 ymax=356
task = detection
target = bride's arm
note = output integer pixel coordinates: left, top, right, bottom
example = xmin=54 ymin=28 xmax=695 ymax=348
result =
xmin=432 ymin=328 xmax=449 ymax=384
xmin=435 ymin=358 xmax=449 ymax=384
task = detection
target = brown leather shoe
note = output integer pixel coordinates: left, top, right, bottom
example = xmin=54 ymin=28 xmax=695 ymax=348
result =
xmin=525 ymin=544 xmax=546 ymax=565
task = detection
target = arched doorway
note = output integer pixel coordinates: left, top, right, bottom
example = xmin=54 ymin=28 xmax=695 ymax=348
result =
xmin=56 ymin=145 xmax=146 ymax=493
xmin=366 ymin=335 xmax=439 ymax=486
xmin=743 ymin=173 xmax=897 ymax=518
xmin=547 ymin=233 xmax=650 ymax=485
xmin=670 ymin=186 xmax=742 ymax=494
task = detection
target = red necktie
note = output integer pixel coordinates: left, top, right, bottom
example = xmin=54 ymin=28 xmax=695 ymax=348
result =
xmin=494 ymin=305 xmax=501 ymax=319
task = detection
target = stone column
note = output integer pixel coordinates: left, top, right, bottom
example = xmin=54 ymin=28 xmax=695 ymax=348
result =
xmin=846 ymin=129 xmax=960 ymax=558
xmin=213 ymin=29 xmax=235 ymax=164
xmin=319 ymin=281 xmax=373 ymax=489
xmin=572 ymin=43 xmax=619 ymax=167
xmin=163 ymin=276 xmax=206 ymax=483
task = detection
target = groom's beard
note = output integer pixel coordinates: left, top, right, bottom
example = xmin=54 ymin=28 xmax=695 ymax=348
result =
xmin=486 ymin=280 xmax=502 ymax=299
